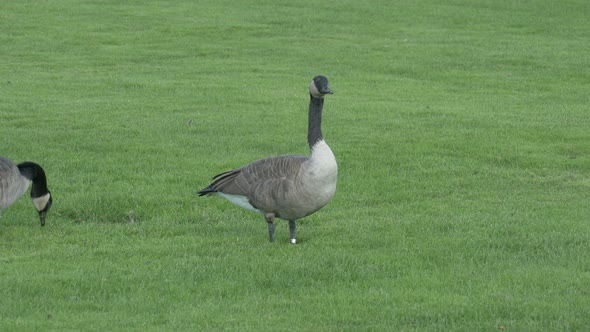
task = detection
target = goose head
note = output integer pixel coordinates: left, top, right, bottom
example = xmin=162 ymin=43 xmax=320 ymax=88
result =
xmin=32 ymin=191 xmax=52 ymax=226
xmin=309 ymin=75 xmax=334 ymax=98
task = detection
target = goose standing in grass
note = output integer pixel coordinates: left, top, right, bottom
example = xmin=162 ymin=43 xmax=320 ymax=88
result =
xmin=0 ymin=156 xmax=52 ymax=226
xmin=198 ymin=75 xmax=337 ymax=244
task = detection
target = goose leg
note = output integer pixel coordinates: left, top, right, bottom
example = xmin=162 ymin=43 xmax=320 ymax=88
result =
xmin=289 ymin=220 xmax=297 ymax=245
xmin=265 ymin=213 xmax=275 ymax=242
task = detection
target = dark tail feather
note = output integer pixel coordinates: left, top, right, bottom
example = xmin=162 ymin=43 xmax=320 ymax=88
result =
xmin=197 ymin=185 xmax=216 ymax=196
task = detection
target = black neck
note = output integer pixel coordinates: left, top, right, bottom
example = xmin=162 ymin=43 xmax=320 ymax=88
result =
xmin=308 ymin=94 xmax=325 ymax=149
xmin=17 ymin=162 xmax=49 ymax=198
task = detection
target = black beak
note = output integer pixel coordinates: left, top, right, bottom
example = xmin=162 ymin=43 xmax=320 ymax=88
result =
xmin=322 ymin=88 xmax=334 ymax=95
xmin=39 ymin=211 xmax=47 ymax=227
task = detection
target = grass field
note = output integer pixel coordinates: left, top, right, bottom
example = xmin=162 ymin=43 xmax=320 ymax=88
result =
xmin=1 ymin=0 xmax=589 ymax=330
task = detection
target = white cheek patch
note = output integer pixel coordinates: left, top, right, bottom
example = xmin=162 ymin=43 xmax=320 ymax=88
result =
xmin=309 ymin=80 xmax=322 ymax=98
xmin=32 ymin=193 xmax=51 ymax=212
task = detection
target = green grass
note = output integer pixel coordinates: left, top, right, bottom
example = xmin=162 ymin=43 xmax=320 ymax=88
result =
xmin=1 ymin=0 xmax=589 ymax=330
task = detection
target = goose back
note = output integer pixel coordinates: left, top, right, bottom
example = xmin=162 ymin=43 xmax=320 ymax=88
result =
xmin=0 ymin=157 xmax=30 ymax=209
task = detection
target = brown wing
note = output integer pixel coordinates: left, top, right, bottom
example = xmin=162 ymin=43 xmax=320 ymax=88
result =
xmin=198 ymin=155 xmax=308 ymax=198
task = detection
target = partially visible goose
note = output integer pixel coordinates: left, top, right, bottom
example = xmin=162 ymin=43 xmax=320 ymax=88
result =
xmin=198 ymin=75 xmax=337 ymax=244
xmin=0 ymin=156 xmax=53 ymax=226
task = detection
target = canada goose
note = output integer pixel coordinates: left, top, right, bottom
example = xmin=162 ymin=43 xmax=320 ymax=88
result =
xmin=0 ymin=156 xmax=52 ymax=226
xmin=198 ymin=75 xmax=337 ymax=244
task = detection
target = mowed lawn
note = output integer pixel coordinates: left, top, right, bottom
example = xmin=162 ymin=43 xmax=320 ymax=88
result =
xmin=1 ymin=0 xmax=589 ymax=330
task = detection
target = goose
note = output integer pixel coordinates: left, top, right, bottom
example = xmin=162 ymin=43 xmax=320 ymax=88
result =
xmin=198 ymin=75 xmax=337 ymax=244
xmin=0 ymin=156 xmax=52 ymax=226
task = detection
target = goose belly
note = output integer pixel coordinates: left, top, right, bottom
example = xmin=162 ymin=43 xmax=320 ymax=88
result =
xmin=279 ymin=183 xmax=336 ymax=220
xmin=217 ymin=173 xmax=337 ymax=221
xmin=216 ymin=192 xmax=262 ymax=214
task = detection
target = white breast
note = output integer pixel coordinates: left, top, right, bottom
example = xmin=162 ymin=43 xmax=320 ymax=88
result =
xmin=300 ymin=140 xmax=338 ymax=210
xmin=308 ymin=140 xmax=338 ymax=181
